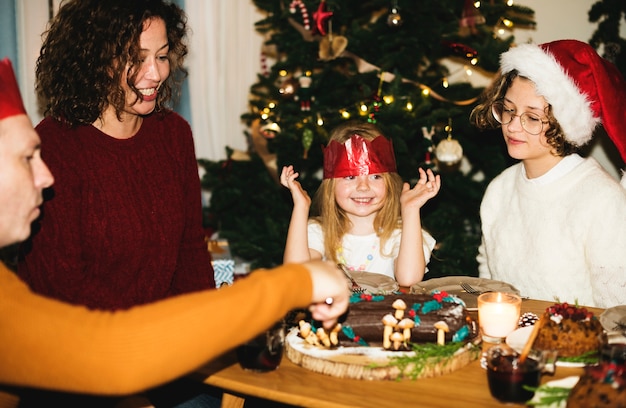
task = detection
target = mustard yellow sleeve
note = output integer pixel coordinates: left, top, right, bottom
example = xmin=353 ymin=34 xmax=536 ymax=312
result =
xmin=0 ymin=262 xmax=312 ymax=395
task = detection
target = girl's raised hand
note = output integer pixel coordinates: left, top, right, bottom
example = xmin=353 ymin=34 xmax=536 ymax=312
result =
xmin=280 ymin=165 xmax=311 ymax=208
xmin=400 ymin=168 xmax=441 ymax=210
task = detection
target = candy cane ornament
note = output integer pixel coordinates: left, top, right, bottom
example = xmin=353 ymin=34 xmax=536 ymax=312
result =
xmin=260 ymin=51 xmax=269 ymax=77
xmin=289 ymin=0 xmax=310 ymax=31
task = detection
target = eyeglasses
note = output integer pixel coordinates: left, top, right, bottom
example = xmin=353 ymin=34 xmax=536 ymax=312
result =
xmin=491 ymin=101 xmax=549 ymax=135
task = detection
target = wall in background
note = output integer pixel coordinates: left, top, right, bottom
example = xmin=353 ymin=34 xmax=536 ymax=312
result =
xmin=0 ymin=0 xmax=18 ymax=66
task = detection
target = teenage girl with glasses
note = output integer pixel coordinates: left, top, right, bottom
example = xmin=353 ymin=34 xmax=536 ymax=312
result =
xmin=470 ymin=40 xmax=626 ymax=308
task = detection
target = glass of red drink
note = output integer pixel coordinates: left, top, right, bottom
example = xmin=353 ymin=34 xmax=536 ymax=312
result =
xmin=236 ymin=319 xmax=285 ymax=372
xmin=485 ymin=345 xmax=557 ymax=404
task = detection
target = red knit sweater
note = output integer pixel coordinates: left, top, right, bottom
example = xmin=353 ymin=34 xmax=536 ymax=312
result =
xmin=17 ymin=111 xmax=215 ymax=310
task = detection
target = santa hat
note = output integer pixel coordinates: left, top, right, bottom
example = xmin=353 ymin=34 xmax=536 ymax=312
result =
xmin=500 ymin=40 xmax=626 ymax=186
xmin=0 ymin=58 xmax=27 ymax=120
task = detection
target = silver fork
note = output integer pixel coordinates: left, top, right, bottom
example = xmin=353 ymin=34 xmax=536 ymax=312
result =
xmin=337 ymin=264 xmax=366 ymax=294
xmin=460 ymin=282 xmax=489 ymax=295
xmin=460 ymin=282 xmax=529 ymax=299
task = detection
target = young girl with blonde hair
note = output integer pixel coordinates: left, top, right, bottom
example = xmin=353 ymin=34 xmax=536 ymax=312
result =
xmin=281 ymin=121 xmax=440 ymax=287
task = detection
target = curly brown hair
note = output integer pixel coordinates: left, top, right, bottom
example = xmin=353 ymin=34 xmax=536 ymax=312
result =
xmin=311 ymin=121 xmax=403 ymax=264
xmin=36 ymin=0 xmax=188 ymax=126
xmin=470 ymin=70 xmax=577 ymax=157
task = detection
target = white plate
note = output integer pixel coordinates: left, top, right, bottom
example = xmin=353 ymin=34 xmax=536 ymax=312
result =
xmin=599 ymin=305 xmax=626 ymax=332
xmin=412 ymin=276 xmax=521 ymax=311
xmin=348 ymin=270 xmax=399 ymax=295
xmin=505 ymin=326 xmax=588 ymax=368
xmin=528 ymin=376 xmax=579 ymax=408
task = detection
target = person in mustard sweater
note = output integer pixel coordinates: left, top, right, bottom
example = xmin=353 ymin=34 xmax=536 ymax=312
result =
xmin=0 ymin=58 xmax=349 ymax=405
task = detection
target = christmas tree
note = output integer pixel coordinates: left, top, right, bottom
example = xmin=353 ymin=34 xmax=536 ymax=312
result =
xmin=199 ymin=0 xmax=537 ymax=277
xmin=588 ymin=0 xmax=626 ymax=76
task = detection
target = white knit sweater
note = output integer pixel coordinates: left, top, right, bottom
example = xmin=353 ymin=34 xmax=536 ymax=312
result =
xmin=478 ymin=157 xmax=626 ymax=308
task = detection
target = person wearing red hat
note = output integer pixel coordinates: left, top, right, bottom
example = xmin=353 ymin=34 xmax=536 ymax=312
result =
xmin=280 ymin=120 xmax=440 ymax=287
xmin=471 ymin=39 xmax=626 ymax=308
xmin=0 ymin=57 xmax=348 ymax=408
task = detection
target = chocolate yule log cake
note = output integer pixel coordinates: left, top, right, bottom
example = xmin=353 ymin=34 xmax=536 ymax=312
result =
xmin=287 ymin=291 xmax=479 ymax=380
xmin=298 ymin=291 xmax=473 ymax=350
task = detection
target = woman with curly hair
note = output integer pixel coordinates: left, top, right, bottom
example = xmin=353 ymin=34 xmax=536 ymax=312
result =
xmin=17 ymin=0 xmax=217 ymax=311
xmin=470 ymin=40 xmax=626 ymax=308
xmin=280 ymin=121 xmax=440 ymax=287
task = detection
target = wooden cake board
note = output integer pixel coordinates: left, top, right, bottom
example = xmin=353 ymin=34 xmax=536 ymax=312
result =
xmin=285 ymin=329 xmax=481 ymax=381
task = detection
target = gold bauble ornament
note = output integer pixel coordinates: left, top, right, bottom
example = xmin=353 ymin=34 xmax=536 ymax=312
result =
xmin=435 ymin=136 xmax=463 ymax=165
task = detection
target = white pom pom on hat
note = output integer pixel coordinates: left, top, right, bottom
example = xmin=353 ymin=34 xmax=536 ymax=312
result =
xmin=500 ymin=40 xmax=626 ymax=185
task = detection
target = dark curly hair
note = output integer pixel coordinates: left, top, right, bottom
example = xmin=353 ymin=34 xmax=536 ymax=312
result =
xmin=470 ymin=70 xmax=577 ymax=157
xmin=36 ymin=0 xmax=188 ymax=126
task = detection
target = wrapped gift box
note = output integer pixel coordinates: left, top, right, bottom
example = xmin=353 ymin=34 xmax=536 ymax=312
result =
xmin=207 ymin=239 xmax=234 ymax=288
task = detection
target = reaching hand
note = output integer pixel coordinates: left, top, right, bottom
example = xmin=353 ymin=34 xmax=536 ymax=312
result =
xmin=304 ymin=260 xmax=350 ymax=330
xmin=400 ymin=168 xmax=441 ymax=212
xmin=280 ymin=165 xmax=311 ymax=209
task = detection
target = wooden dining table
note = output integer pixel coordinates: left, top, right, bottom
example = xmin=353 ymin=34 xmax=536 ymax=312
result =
xmin=191 ymin=299 xmax=604 ymax=408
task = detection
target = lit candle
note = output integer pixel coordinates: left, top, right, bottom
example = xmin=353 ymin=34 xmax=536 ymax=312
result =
xmin=478 ymin=292 xmax=521 ymax=342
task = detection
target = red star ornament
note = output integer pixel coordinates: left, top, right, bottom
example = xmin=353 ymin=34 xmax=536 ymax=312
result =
xmin=313 ymin=0 xmax=333 ymax=36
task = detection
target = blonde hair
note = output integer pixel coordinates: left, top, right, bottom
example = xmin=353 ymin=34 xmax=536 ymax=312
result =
xmin=311 ymin=121 xmax=403 ymax=264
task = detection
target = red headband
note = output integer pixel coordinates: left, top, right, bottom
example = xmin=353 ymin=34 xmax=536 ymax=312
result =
xmin=0 ymin=58 xmax=27 ymax=120
xmin=323 ymin=134 xmax=397 ymax=179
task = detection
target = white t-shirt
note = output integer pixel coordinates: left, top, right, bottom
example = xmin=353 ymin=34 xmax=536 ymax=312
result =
xmin=307 ymin=222 xmax=436 ymax=280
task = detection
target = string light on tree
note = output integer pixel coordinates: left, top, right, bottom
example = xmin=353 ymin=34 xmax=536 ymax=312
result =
xmin=277 ymin=70 xmax=298 ymax=99
xmin=358 ymin=102 xmax=369 ymax=116
xmin=387 ymin=0 xmax=403 ymax=27
xmin=316 ymin=112 xmax=324 ymax=126
xmin=493 ymin=17 xmax=514 ymax=39
xmin=382 ymin=95 xmax=394 ymax=105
